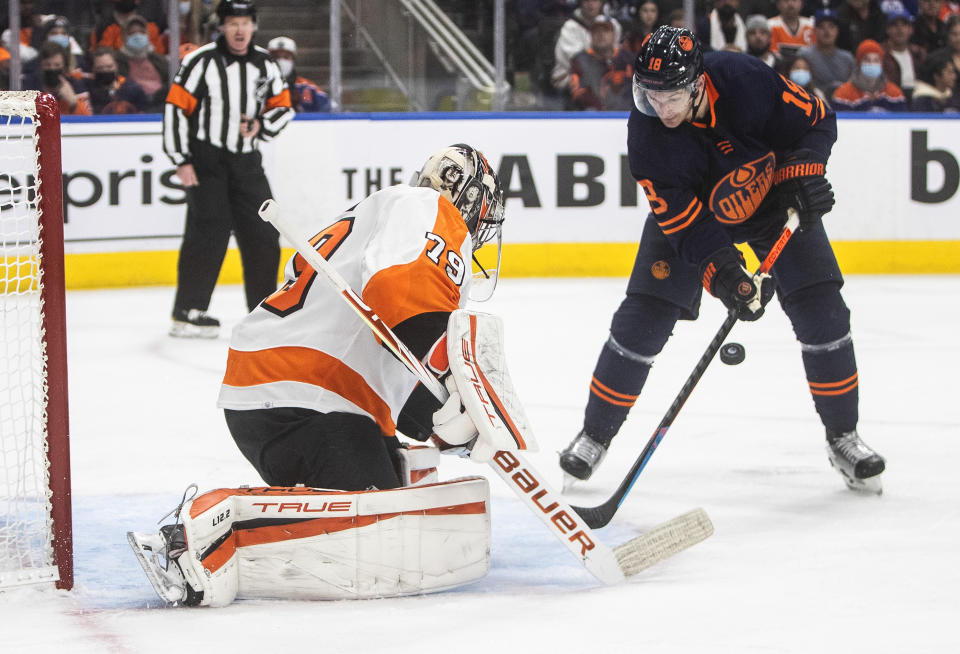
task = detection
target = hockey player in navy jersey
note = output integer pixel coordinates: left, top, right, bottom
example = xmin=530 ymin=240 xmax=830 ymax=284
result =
xmin=559 ymin=26 xmax=886 ymax=493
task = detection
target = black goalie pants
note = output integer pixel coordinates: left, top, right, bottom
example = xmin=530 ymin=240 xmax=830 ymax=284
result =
xmin=224 ymin=407 xmax=403 ymax=491
xmin=173 ymin=141 xmax=281 ymax=315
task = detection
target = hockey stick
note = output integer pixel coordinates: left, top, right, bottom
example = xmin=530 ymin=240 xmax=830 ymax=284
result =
xmin=258 ymin=199 xmax=712 ymax=585
xmin=571 ymin=208 xmax=801 ymax=529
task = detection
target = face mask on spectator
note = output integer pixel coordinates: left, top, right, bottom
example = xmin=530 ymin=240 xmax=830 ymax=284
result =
xmin=860 ymin=62 xmax=883 ymax=79
xmin=277 ymin=58 xmax=294 ymax=77
xmin=180 ymin=1 xmax=192 ymax=15
xmin=126 ymin=33 xmax=150 ymax=53
xmin=48 ymin=34 xmax=70 ymax=49
xmin=43 ymin=69 xmax=62 ymax=87
xmin=790 ymin=69 xmax=811 ymax=87
xmin=94 ymin=71 xmax=118 ymax=86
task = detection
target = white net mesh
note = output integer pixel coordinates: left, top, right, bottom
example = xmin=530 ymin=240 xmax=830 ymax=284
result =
xmin=0 ymin=91 xmax=58 ymax=588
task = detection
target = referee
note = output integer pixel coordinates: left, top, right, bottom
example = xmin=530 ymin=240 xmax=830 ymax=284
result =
xmin=162 ymin=0 xmax=293 ymax=338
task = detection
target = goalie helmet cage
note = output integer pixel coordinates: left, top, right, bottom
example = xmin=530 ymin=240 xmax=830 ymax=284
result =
xmin=0 ymin=91 xmax=72 ymax=591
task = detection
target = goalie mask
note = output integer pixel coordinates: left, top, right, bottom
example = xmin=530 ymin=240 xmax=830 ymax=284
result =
xmin=415 ymin=144 xmax=505 ymax=301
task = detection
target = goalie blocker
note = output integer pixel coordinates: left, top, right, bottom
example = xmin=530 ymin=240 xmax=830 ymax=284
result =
xmin=129 ymin=477 xmax=490 ymax=607
xmin=432 ymin=310 xmax=538 ymax=463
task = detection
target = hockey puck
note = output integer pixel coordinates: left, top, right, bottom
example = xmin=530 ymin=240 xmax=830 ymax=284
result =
xmin=720 ymin=342 xmax=745 ymax=365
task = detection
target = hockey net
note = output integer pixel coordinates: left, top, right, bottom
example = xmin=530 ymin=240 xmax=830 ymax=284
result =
xmin=0 ymin=91 xmax=72 ymax=590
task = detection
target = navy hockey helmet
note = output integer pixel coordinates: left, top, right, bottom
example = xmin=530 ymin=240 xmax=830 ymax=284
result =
xmin=632 ymin=26 xmax=704 ymax=119
xmin=217 ymin=0 xmax=257 ymax=22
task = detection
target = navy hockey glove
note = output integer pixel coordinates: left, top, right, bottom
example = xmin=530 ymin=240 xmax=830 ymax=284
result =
xmin=773 ymin=151 xmax=834 ymax=230
xmin=701 ymin=247 xmax=774 ymax=322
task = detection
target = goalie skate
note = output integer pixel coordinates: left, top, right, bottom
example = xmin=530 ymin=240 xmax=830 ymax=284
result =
xmin=127 ymin=530 xmax=189 ymax=604
xmin=826 ymin=429 xmax=885 ymax=495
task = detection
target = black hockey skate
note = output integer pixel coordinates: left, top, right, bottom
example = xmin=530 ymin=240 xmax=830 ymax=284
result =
xmin=559 ymin=430 xmax=608 ymax=490
xmin=826 ymin=429 xmax=885 ymax=494
xmin=170 ymin=308 xmax=220 ymax=339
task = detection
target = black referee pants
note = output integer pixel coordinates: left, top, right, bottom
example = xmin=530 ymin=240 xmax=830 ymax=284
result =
xmin=173 ymin=141 xmax=281 ymax=315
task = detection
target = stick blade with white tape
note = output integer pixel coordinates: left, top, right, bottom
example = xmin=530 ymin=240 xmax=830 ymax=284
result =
xmin=613 ymin=508 xmax=715 ymax=577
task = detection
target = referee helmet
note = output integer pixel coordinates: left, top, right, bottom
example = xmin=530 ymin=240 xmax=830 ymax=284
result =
xmin=217 ymin=0 xmax=257 ymax=22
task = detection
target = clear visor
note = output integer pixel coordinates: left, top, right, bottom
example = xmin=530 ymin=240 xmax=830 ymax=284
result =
xmin=632 ymin=77 xmax=696 ymax=119
xmin=469 ymin=229 xmax=502 ymax=302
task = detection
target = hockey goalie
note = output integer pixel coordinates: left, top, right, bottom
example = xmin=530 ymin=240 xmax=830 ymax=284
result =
xmin=128 ymin=309 xmax=536 ymax=607
xmin=129 ymin=145 xmax=542 ymax=606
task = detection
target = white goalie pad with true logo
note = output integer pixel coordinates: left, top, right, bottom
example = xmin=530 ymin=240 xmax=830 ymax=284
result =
xmin=446 ymin=310 xmax=538 ymax=462
xmin=130 ymin=477 xmax=491 ymax=607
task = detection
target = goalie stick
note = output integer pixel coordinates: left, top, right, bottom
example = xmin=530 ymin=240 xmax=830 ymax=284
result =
xmin=258 ymin=199 xmax=713 ymax=585
xmin=570 ymin=209 xmax=801 ymax=529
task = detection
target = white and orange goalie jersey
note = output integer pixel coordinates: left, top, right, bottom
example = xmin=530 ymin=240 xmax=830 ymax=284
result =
xmin=217 ymin=184 xmax=472 ymax=436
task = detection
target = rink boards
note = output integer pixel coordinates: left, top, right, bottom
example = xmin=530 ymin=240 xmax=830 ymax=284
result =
xmin=11 ymin=113 xmax=960 ymax=287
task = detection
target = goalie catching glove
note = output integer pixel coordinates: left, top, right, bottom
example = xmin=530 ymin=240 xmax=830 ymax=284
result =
xmin=432 ymin=375 xmax=480 ymax=449
xmin=701 ymin=247 xmax=774 ymax=321
xmin=772 ymin=150 xmax=835 ymax=230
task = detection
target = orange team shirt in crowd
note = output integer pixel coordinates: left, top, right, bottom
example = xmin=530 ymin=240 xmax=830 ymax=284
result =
xmin=91 ymin=21 xmax=166 ymax=55
xmin=218 ymin=184 xmax=472 ymax=436
xmin=768 ymin=16 xmax=815 ymax=55
xmin=59 ymin=91 xmax=92 ymax=116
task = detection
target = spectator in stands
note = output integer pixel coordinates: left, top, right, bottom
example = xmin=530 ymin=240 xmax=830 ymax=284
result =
xmin=913 ymin=0 xmax=948 ymax=53
xmin=0 ymin=46 xmax=10 ymax=90
xmin=942 ymin=14 xmax=960 ymax=76
xmin=162 ymin=0 xmax=207 ymax=54
xmin=267 ymin=36 xmax=330 ymax=113
xmin=769 ymin=0 xmax=816 ymax=61
xmin=941 ymin=0 xmax=960 ymax=17
xmin=746 ymin=14 xmax=784 ymax=68
xmin=697 ymin=0 xmax=748 ymax=51
xmin=833 ymin=38 xmax=909 ymax=108
xmin=837 ymin=0 xmax=888 ymax=51
xmin=35 ymin=41 xmax=91 ymax=114
xmin=883 ymin=10 xmax=925 ymax=99
xmin=910 ymin=48 xmax=960 ymax=108
xmin=568 ymin=20 xmax=634 ymax=109
xmin=667 ymin=8 xmax=686 ymax=28
xmin=120 ymin=14 xmax=168 ymax=113
xmin=789 ymin=53 xmax=832 ymax=104
xmin=1 ymin=24 xmax=40 ymax=85
xmin=91 ymin=0 xmax=167 ymax=55
xmin=798 ymin=0 xmax=826 ymax=16
xmin=5 ymin=0 xmax=43 ymax=49
xmin=88 ymin=47 xmax=148 ymax=114
xmin=552 ymin=0 xmax=622 ymax=92
xmin=619 ymin=0 xmax=660 ymax=53
xmin=800 ymin=9 xmax=857 ymax=94
xmin=37 ymin=15 xmax=86 ymax=73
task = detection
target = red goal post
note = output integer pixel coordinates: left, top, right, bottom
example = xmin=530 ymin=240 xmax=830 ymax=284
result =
xmin=0 ymin=91 xmax=72 ymax=590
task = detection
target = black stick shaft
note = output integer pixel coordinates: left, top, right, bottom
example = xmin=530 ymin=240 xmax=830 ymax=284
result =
xmin=571 ymin=211 xmax=799 ymax=529
xmin=571 ymin=309 xmax=736 ymax=528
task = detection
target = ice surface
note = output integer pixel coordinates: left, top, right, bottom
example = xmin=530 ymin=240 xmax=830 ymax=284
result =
xmin=2 ymin=276 xmax=958 ymax=653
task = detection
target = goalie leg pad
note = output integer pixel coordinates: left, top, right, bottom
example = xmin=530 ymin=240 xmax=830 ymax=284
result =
xmin=163 ymin=477 xmax=490 ymax=605
xmin=446 ymin=309 xmax=538 ymax=462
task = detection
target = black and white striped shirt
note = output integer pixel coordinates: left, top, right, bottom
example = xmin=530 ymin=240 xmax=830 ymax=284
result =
xmin=163 ymin=36 xmax=293 ymax=166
